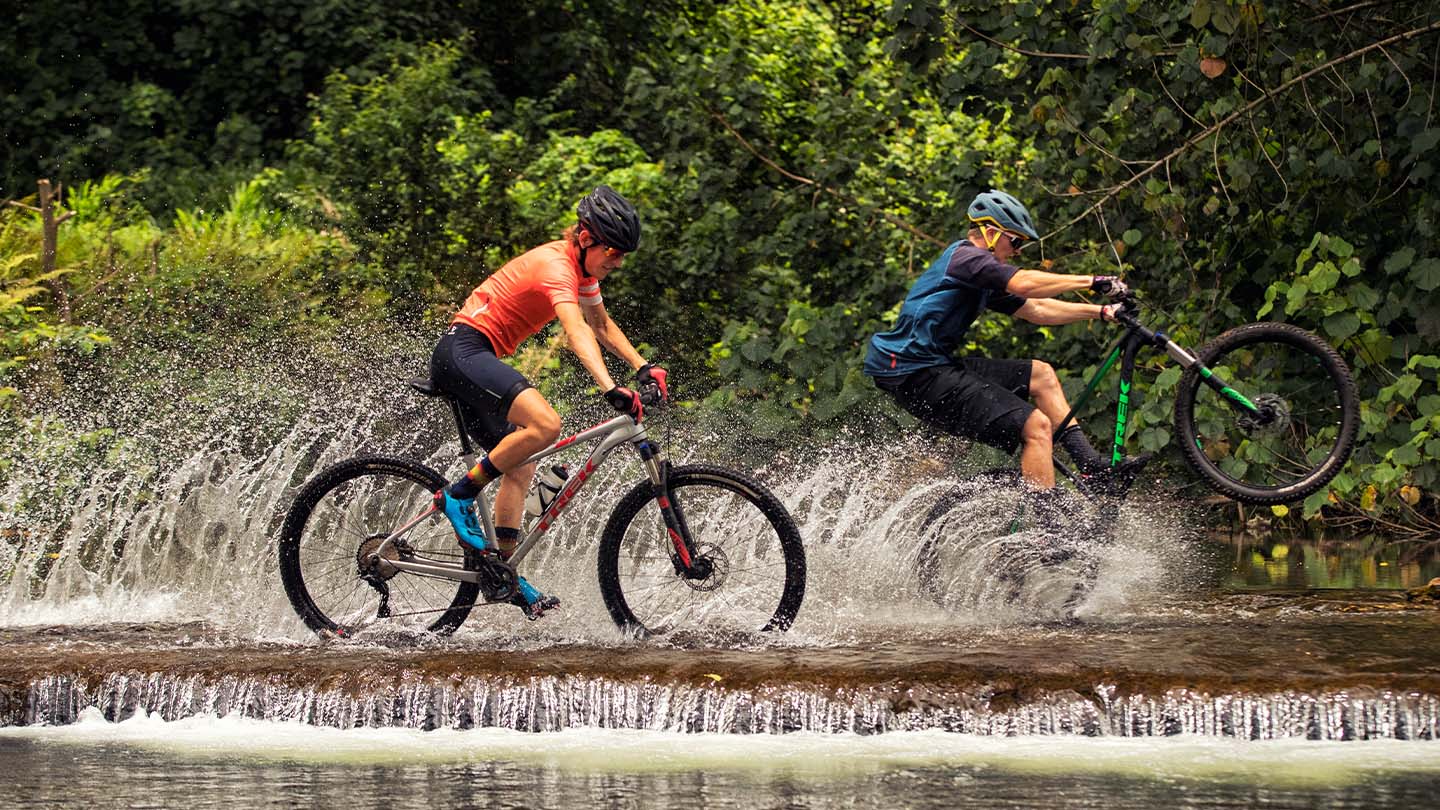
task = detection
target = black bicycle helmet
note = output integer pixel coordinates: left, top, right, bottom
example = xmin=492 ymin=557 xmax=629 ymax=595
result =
xmin=577 ymin=185 xmax=641 ymax=253
xmin=967 ymin=189 xmax=1040 ymax=241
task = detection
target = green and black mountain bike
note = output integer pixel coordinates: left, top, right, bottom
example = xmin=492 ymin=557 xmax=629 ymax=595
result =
xmin=916 ymin=290 xmax=1359 ymax=605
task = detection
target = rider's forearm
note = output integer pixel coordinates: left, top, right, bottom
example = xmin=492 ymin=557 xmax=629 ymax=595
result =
xmin=562 ymin=319 xmax=618 ymax=391
xmin=593 ymin=315 xmax=647 ymax=370
xmin=1021 ymin=299 xmax=1106 ymax=325
xmin=1007 ymin=269 xmax=1097 ymax=299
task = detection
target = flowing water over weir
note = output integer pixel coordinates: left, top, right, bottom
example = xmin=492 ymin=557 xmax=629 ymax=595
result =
xmin=17 ymin=666 xmax=1440 ymax=740
xmin=3 ymin=340 xmax=1439 ymax=748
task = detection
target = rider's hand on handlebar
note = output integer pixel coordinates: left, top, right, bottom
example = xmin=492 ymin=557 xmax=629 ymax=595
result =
xmin=1090 ymin=275 xmax=1129 ymax=299
xmin=604 ymin=385 xmax=645 ymax=419
xmin=1101 ymin=299 xmax=1138 ymax=323
xmin=636 ymin=363 xmax=670 ymax=402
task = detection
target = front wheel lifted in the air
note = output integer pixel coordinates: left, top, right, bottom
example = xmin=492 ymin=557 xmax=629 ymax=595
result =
xmin=1174 ymin=321 xmax=1358 ymax=505
xmin=597 ymin=464 xmax=806 ymax=637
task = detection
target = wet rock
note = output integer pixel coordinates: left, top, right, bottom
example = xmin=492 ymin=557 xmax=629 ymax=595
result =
xmin=1403 ymin=577 xmax=1440 ymax=604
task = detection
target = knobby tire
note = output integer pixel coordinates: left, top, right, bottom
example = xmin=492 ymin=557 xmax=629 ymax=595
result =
xmin=1174 ymin=322 xmax=1358 ymax=505
xmin=597 ymin=464 xmax=806 ymax=637
xmin=278 ymin=455 xmax=480 ymax=636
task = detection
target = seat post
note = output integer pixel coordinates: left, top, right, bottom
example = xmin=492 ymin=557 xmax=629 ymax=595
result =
xmin=447 ymin=398 xmax=475 ymax=458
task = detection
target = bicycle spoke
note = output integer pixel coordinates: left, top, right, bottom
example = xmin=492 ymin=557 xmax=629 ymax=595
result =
xmin=281 ymin=459 xmax=479 ymax=635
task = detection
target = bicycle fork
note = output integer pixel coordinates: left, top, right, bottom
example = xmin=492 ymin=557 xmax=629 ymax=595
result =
xmin=637 ymin=442 xmax=709 ymax=579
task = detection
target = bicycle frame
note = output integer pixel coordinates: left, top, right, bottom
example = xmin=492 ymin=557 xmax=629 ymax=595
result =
xmin=375 ymin=411 xmax=686 ymax=587
xmin=1048 ymin=308 xmax=1262 ymax=486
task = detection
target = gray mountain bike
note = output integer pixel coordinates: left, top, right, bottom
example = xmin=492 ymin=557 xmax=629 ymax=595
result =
xmin=279 ymin=383 xmax=806 ymax=638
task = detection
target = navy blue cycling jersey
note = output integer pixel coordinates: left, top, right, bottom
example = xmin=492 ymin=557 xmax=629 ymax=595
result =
xmin=864 ymin=242 xmax=1026 ymax=377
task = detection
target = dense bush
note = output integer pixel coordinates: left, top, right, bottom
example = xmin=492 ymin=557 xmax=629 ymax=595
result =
xmin=4 ymin=0 xmax=1438 ymax=531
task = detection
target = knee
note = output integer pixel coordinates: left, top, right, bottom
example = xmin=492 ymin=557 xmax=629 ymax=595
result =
xmin=527 ymin=407 xmax=562 ymax=446
xmin=1022 ymin=409 xmax=1052 ymax=446
xmin=1030 ymin=360 xmax=1059 ymax=395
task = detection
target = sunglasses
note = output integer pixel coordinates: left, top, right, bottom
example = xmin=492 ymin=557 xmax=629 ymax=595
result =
xmin=584 ymin=227 xmax=628 ymax=258
xmin=1006 ymin=232 xmax=1029 ymax=252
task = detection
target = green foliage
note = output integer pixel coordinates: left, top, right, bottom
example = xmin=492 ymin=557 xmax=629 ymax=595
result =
xmin=6 ymin=0 xmax=1440 ymax=530
xmin=871 ymin=0 xmax=1440 ymax=526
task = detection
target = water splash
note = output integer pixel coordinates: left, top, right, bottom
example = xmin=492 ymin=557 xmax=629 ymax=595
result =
xmin=0 ymin=331 xmax=1186 ymax=640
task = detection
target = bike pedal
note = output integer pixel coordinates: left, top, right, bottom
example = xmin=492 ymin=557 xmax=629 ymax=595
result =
xmin=512 ymin=593 xmax=561 ymax=621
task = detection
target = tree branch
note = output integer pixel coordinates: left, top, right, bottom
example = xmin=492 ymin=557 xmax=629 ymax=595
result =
xmin=709 ymin=110 xmax=947 ymax=247
xmin=953 ymin=21 xmax=1088 ymax=60
xmin=6 ymin=200 xmax=41 ymax=213
xmin=1048 ymin=19 xmax=1440 ymax=239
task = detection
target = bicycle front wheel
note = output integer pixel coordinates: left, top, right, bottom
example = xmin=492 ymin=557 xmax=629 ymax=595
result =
xmin=1174 ymin=322 xmax=1358 ymax=505
xmin=597 ymin=464 xmax=805 ymax=637
xmin=278 ymin=456 xmax=481 ymax=636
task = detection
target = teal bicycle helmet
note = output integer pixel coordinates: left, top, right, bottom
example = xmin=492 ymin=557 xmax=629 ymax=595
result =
xmin=967 ymin=190 xmax=1040 ymax=242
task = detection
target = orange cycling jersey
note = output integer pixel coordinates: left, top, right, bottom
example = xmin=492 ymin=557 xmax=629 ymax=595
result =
xmin=452 ymin=240 xmax=603 ymax=357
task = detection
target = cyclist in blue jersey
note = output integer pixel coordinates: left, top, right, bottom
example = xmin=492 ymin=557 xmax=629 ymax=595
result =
xmin=865 ymin=189 xmax=1150 ymax=496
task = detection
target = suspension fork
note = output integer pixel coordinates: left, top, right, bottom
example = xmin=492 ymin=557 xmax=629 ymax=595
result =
xmin=636 ymin=440 xmax=700 ymax=574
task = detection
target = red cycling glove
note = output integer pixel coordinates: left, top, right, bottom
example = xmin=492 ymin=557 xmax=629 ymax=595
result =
xmin=604 ymin=386 xmax=644 ymax=419
xmin=636 ymin=363 xmax=669 ymax=402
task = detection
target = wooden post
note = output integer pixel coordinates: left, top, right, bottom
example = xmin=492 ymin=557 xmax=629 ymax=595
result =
xmin=5 ymin=178 xmax=76 ymax=324
xmin=37 ymin=179 xmax=75 ymax=324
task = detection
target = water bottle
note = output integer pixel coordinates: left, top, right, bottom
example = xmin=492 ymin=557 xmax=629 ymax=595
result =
xmin=525 ymin=464 xmax=570 ymax=518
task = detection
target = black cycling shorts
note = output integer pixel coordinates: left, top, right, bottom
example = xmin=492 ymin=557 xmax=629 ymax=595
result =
xmin=875 ymin=358 xmax=1036 ymax=454
xmin=429 ymin=324 xmax=533 ymax=452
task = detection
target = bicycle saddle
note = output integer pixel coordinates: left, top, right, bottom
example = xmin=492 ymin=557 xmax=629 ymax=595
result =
xmin=407 ymin=377 xmax=445 ymax=398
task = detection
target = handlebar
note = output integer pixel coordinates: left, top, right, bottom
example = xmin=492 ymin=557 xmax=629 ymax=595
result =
xmin=639 ymin=381 xmax=667 ymax=408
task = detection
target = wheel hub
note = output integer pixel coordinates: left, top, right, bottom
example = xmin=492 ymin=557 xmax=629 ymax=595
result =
xmin=1237 ymin=393 xmax=1291 ymax=435
xmin=681 ymin=543 xmax=729 ymax=592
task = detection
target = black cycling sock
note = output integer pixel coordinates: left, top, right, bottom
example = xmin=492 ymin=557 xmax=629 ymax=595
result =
xmin=449 ymin=456 xmax=500 ymax=500
xmin=1059 ymin=425 xmax=1108 ymax=475
xmin=495 ymin=526 xmax=520 ymax=560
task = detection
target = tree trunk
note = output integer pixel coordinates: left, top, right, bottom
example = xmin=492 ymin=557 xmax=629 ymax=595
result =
xmin=36 ymin=179 xmax=74 ymax=324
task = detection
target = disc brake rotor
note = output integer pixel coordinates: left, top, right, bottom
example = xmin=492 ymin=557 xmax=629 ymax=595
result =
xmin=1236 ymin=392 xmax=1292 ymax=435
xmin=681 ymin=543 xmax=729 ymax=593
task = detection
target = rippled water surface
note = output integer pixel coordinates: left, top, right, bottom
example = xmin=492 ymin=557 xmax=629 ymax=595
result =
xmin=5 ymin=715 xmax=1440 ymax=809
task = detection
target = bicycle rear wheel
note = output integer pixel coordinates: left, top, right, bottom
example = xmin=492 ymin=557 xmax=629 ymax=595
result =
xmin=915 ymin=471 xmax=1099 ymax=613
xmin=1174 ymin=322 xmax=1358 ymax=505
xmin=278 ymin=456 xmax=481 ymax=636
xmin=597 ymin=465 xmax=805 ymax=637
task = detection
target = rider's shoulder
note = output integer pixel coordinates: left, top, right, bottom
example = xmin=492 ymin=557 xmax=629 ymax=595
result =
xmin=503 ymin=240 xmax=577 ymax=278
xmin=948 ymin=242 xmax=1012 ymax=271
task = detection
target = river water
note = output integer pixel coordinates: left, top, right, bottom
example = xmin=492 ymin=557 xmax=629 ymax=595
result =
xmin=2 ymin=340 xmax=1438 ymax=807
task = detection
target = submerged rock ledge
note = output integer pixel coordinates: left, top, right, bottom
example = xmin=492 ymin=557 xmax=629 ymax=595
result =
xmin=1 ymin=626 xmax=1437 ymax=739
xmin=9 ymin=669 xmax=1438 ymax=740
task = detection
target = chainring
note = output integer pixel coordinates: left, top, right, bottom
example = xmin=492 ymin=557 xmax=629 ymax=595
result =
xmin=474 ymin=552 xmax=519 ymax=603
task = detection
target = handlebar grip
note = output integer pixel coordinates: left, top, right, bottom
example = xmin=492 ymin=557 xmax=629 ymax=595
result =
xmin=639 ymin=382 xmax=665 ymax=408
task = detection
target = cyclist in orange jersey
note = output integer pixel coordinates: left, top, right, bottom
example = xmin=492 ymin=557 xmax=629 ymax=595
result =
xmin=429 ymin=186 xmax=669 ymax=619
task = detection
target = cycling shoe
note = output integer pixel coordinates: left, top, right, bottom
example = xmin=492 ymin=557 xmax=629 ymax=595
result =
xmin=511 ymin=576 xmax=561 ymax=620
xmin=436 ymin=489 xmax=492 ymax=552
xmin=1083 ymin=453 xmax=1154 ymax=499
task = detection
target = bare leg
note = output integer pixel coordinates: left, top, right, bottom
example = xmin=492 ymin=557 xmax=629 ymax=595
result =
xmin=486 ymin=389 xmax=562 ymax=471
xmin=493 ymin=461 xmax=535 ymax=526
xmin=1018 ymin=409 xmax=1055 ymax=489
xmin=1029 ymin=360 xmax=1073 ymax=428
